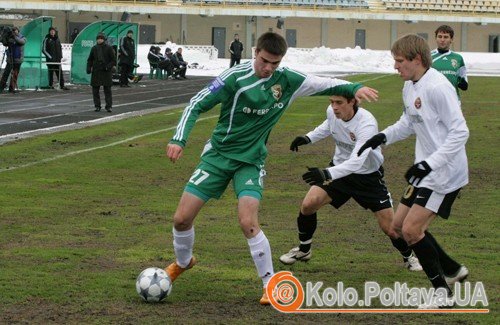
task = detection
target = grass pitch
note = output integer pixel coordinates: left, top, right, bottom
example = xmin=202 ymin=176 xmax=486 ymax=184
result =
xmin=0 ymin=74 xmax=498 ymax=323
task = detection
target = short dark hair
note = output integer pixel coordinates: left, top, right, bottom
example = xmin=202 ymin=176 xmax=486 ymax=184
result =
xmin=256 ymin=32 xmax=287 ymax=56
xmin=435 ymin=25 xmax=454 ymax=38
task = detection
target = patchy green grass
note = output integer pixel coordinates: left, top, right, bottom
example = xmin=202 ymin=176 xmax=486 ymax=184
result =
xmin=0 ymin=75 xmax=498 ymax=323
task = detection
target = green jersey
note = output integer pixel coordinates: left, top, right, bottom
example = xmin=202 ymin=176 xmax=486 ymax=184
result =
xmin=431 ymin=49 xmax=467 ymax=97
xmin=171 ymin=61 xmax=362 ymax=166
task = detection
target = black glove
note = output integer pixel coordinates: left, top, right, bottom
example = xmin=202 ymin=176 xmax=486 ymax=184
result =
xmin=457 ymin=77 xmax=468 ymax=91
xmin=302 ymin=167 xmax=332 ymax=186
xmin=357 ymin=133 xmax=386 ymax=156
xmin=86 ymin=68 xmax=91 ymax=74
xmin=404 ymin=161 xmax=432 ymax=186
xmin=290 ymin=136 xmax=311 ymax=152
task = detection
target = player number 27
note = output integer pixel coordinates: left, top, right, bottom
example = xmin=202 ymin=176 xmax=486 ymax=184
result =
xmin=189 ymin=169 xmax=210 ymax=185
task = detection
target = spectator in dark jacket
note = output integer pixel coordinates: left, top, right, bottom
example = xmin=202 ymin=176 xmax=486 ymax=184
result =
xmin=148 ymin=46 xmax=174 ymax=78
xmin=173 ymin=47 xmax=188 ymax=78
xmin=42 ymin=27 xmax=69 ymax=90
xmin=229 ymin=33 xmax=243 ymax=68
xmin=70 ymin=28 xmax=79 ymax=43
xmin=0 ymin=27 xmax=26 ymax=93
xmin=165 ymin=48 xmax=183 ymax=79
xmin=87 ymin=33 xmax=116 ymax=112
xmin=118 ymin=29 xmax=135 ymax=87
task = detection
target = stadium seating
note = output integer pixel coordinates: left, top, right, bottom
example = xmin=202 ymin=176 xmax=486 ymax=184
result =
xmin=182 ymin=0 xmax=370 ymax=9
xmin=382 ymin=0 xmax=499 ymax=13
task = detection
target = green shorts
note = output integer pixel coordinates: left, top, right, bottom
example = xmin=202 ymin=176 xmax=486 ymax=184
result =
xmin=184 ymin=148 xmax=266 ymax=202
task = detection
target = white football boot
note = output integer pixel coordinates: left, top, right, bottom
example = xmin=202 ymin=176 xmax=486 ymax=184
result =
xmin=279 ymin=247 xmax=312 ymax=265
xmin=445 ymin=265 xmax=469 ymax=286
xmin=404 ymin=253 xmax=423 ymax=271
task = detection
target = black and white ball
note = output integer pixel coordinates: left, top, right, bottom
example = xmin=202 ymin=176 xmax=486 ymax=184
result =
xmin=136 ymin=267 xmax=172 ymax=302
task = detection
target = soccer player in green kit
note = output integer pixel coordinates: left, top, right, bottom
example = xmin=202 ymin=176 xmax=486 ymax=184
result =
xmin=164 ymin=32 xmax=378 ymax=305
xmin=431 ymin=25 xmax=468 ymax=99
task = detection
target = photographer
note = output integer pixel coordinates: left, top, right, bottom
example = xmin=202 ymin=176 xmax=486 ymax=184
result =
xmin=1 ymin=26 xmax=26 ymax=93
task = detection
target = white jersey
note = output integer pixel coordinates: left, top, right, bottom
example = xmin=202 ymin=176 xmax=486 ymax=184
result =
xmin=382 ymin=68 xmax=469 ymax=194
xmin=306 ymin=106 xmax=384 ymax=180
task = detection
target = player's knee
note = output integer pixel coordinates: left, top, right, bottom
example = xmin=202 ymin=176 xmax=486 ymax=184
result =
xmin=238 ymin=216 xmax=258 ymax=235
xmin=301 ymin=196 xmax=321 ymax=215
xmin=401 ymin=223 xmax=421 ymax=245
xmin=382 ymin=225 xmax=398 ymax=239
xmin=173 ymin=214 xmax=192 ymax=231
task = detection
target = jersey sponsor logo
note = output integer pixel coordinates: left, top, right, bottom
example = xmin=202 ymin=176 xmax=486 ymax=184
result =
xmin=208 ymin=76 xmax=225 ymax=93
xmin=451 ymin=58 xmax=458 ymax=68
xmin=349 ymin=132 xmax=356 ymax=142
xmin=414 ymin=97 xmax=422 ymax=109
xmin=408 ymin=114 xmax=424 ymax=124
xmin=443 ymin=57 xmax=448 ymax=61
xmin=242 ymin=102 xmax=285 ymax=116
xmin=242 ymin=107 xmax=270 ymax=115
xmin=271 ymin=84 xmax=282 ymax=100
xmin=245 ymin=179 xmax=254 ymax=185
xmin=335 ymin=140 xmax=355 ymax=151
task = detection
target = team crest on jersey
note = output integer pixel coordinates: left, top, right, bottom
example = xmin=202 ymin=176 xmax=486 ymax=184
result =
xmin=271 ymin=84 xmax=282 ymax=100
xmin=414 ymin=97 xmax=422 ymax=109
xmin=349 ymin=132 xmax=356 ymax=141
xmin=451 ymin=59 xmax=458 ymax=68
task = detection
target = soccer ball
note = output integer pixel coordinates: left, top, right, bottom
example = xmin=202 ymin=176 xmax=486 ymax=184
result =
xmin=136 ymin=267 xmax=172 ymax=302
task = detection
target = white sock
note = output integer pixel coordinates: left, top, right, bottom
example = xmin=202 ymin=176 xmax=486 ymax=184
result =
xmin=173 ymin=227 xmax=194 ymax=268
xmin=247 ymin=230 xmax=274 ymax=288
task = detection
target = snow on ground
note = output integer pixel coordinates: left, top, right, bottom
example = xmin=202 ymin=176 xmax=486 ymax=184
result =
xmin=132 ymin=44 xmax=500 ymax=77
xmin=3 ymin=42 xmax=497 ymax=78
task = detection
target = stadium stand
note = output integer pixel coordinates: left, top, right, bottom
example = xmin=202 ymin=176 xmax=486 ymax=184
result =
xmin=182 ymin=0 xmax=370 ymax=8
xmin=382 ymin=0 xmax=499 ymax=13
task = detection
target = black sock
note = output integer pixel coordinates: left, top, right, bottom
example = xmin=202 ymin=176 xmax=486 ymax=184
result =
xmin=390 ymin=237 xmax=412 ymax=259
xmin=425 ymin=231 xmax=461 ymax=276
xmin=411 ymin=234 xmax=451 ymax=295
xmin=297 ymin=212 xmax=317 ymax=253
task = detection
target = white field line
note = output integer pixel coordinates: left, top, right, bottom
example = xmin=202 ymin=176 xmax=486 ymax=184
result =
xmin=0 ymin=73 xmax=393 ymax=172
xmin=0 ymin=114 xmax=218 ymax=173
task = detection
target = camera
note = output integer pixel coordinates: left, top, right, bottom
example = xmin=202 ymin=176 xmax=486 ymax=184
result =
xmin=1 ymin=26 xmax=14 ymax=47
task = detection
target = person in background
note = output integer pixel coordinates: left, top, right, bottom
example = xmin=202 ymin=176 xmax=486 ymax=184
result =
xmin=173 ymin=47 xmax=188 ymax=79
xmin=70 ymin=27 xmax=79 ymax=43
xmin=0 ymin=27 xmax=26 ymax=94
xmin=118 ymin=29 xmax=136 ymax=87
xmin=165 ymin=47 xmax=183 ymax=80
xmin=431 ymin=25 xmax=468 ymax=100
xmin=148 ymin=46 xmax=174 ymax=79
xmin=42 ymin=27 xmax=69 ymax=90
xmin=87 ymin=32 xmax=116 ymax=112
xmin=229 ymin=33 xmax=243 ymax=68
